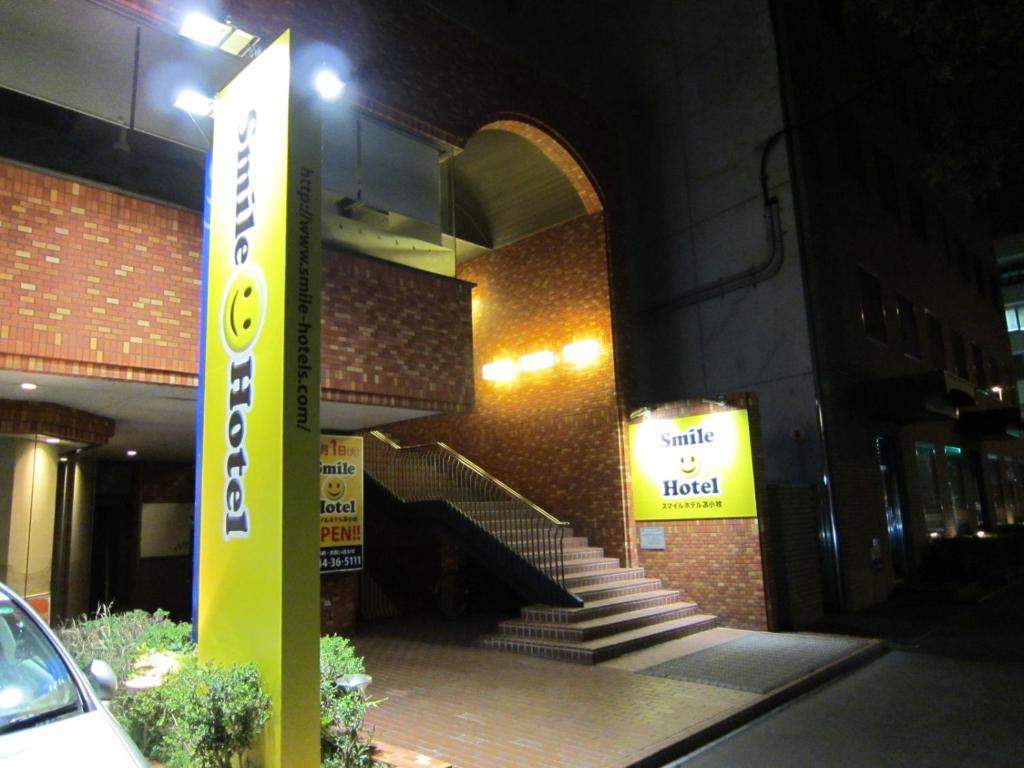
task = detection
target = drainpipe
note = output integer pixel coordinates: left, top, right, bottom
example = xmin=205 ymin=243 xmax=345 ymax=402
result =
xmin=639 ymin=133 xmax=785 ymax=315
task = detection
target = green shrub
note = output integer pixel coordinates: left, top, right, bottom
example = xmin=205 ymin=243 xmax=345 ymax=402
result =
xmin=160 ymin=660 xmax=271 ymax=768
xmin=57 ymin=604 xmax=193 ymax=683
xmin=60 ymin=609 xmax=380 ymax=767
xmin=319 ymin=635 xmax=380 ymax=767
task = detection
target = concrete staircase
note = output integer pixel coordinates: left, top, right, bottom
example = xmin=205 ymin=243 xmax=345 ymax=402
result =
xmin=481 ymin=528 xmax=719 ymax=664
xmin=363 ymin=432 xmax=719 ymax=664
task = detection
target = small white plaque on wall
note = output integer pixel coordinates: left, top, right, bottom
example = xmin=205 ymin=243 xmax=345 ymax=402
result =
xmin=638 ymin=526 xmax=666 ymax=550
xmin=139 ymin=502 xmax=193 ymax=558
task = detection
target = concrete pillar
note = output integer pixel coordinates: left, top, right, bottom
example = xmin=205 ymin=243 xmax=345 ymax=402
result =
xmin=0 ymin=437 xmax=58 ymax=612
xmin=65 ymin=459 xmax=95 ymax=619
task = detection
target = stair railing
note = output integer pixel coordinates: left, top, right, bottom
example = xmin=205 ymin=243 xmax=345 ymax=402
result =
xmin=364 ymin=430 xmax=571 ymax=588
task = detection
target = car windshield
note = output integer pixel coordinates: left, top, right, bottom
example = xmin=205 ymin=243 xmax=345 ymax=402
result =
xmin=0 ymin=597 xmax=82 ymax=734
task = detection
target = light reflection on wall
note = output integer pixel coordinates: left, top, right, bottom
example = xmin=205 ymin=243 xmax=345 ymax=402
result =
xmin=481 ymin=339 xmax=602 ymax=383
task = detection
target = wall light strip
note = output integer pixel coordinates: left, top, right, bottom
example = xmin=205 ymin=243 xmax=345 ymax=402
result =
xmin=562 ymin=339 xmax=601 ymax=367
xmin=482 ymin=359 xmax=518 ymax=382
xmin=519 ymin=350 xmax=556 ymax=372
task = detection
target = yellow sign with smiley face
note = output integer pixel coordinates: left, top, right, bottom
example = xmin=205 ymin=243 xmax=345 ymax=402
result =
xmin=221 ymin=265 xmax=266 ymax=354
xmin=319 ymin=435 xmax=363 ymax=574
xmin=321 ymin=476 xmax=346 ymax=501
xmin=679 ymin=454 xmax=702 ymax=478
xmin=195 ymin=30 xmax=322 ymax=768
xmin=629 ymin=409 xmax=757 ymax=520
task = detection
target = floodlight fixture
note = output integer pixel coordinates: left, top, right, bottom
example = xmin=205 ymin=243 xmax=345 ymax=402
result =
xmin=180 ymin=12 xmax=231 ymax=47
xmin=315 ymin=68 xmax=345 ymax=100
xmin=174 ymin=89 xmax=216 ymax=117
xmin=180 ymin=12 xmax=258 ymax=56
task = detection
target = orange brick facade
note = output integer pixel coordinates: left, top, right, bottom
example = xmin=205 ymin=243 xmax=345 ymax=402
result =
xmin=0 ymin=163 xmax=202 ymax=383
xmin=0 ymin=162 xmax=473 ymax=411
xmin=385 ymin=212 xmax=632 ymax=561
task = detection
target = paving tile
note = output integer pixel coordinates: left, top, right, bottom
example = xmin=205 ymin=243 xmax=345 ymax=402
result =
xmin=356 ymin=618 xmax=758 ymax=768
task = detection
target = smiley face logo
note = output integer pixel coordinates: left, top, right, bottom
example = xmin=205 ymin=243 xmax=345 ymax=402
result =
xmin=221 ymin=265 xmax=265 ymax=354
xmin=322 ymin=476 xmax=346 ymax=502
xmin=680 ymin=454 xmax=702 ymax=478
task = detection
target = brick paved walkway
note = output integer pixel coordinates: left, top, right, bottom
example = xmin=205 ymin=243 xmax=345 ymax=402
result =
xmin=354 ymin=619 xmax=878 ymax=768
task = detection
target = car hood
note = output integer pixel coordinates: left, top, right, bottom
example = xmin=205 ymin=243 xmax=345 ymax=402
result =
xmin=0 ymin=707 xmax=148 ymax=767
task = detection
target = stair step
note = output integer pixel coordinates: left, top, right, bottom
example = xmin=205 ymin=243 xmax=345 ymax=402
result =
xmin=521 ymin=589 xmax=685 ymax=624
xmin=484 ymin=545 xmax=598 ymax=569
xmin=557 ymin=557 xmax=621 ymax=575
xmin=568 ymin=577 xmax=664 ymax=602
xmin=497 ymin=601 xmax=699 ymax=642
xmin=563 ymin=566 xmax=646 ymax=588
xmin=484 ymin=531 xmax=586 ymax=548
xmin=482 ymin=614 xmax=720 ymax=664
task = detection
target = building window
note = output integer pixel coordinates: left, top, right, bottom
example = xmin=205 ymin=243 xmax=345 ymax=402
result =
xmin=926 ymin=312 xmax=946 ymax=370
xmin=944 ymin=446 xmax=968 ymax=533
xmin=989 ymin=356 xmax=1001 ymax=390
xmin=857 ymin=267 xmax=887 ymax=343
xmin=915 ymin=443 xmax=945 ymax=534
xmin=897 ymin=295 xmax=921 ymax=358
xmin=951 ymin=331 xmax=968 ymax=379
xmin=873 ymin=146 xmax=901 ymax=221
xmin=1006 ymin=304 xmax=1024 ymax=332
xmin=907 ymin=187 xmax=928 ymax=242
xmin=972 ymin=343 xmax=987 ymax=388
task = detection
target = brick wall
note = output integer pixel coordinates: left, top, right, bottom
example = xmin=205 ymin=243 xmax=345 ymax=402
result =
xmin=0 ymin=162 xmax=473 ymax=411
xmin=321 ymin=572 xmax=359 ymax=635
xmin=638 ymin=519 xmax=768 ymax=629
xmin=632 ymin=395 xmax=771 ymax=630
xmin=385 ymin=212 xmax=631 ymax=560
xmin=0 ymin=163 xmax=202 ymax=383
xmin=0 ymin=400 xmax=114 ymax=444
xmin=321 ymin=248 xmax=473 ymax=411
xmin=765 ymin=483 xmax=824 ymax=628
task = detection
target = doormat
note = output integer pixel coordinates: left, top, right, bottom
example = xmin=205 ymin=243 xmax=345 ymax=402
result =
xmin=640 ymin=633 xmax=874 ymax=693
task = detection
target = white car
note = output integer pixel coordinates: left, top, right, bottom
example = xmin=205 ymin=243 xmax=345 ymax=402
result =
xmin=0 ymin=583 xmax=147 ymax=766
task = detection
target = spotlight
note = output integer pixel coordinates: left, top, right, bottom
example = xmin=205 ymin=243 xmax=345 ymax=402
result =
xmin=174 ymin=89 xmax=215 ymax=117
xmin=314 ymin=69 xmax=345 ymax=100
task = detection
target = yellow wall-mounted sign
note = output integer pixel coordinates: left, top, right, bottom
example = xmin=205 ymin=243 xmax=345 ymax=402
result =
xmin=629 ymin=410 xmax=757 ymax=520
xmin=195 ymin=30 xmax=321 ymax=768
xmin=320 ymin=435 xmax=363 ymax=573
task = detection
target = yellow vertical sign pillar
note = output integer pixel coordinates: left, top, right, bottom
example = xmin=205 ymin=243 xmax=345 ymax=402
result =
xmin=195 ymin=30 xmax=321 ymax=767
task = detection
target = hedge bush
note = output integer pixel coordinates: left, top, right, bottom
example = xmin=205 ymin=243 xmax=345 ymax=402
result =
xmin=58 ymin=609 xmax=380 ymax=767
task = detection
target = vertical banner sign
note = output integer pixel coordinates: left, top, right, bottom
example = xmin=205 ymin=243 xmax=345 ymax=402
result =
xmin=629 ymin=410 xmax=757 ymax=521
xmin=319 ymin=435 xmax=364 ymax=572
xmin=195 ymin=30 xmax=321 ymax=768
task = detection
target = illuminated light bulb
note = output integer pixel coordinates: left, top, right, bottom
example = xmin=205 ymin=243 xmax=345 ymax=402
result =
xmin=174 ymin=89 xmax=215 ymax=117
xmin=180 ymin=12 xmax=231 ymax=47
xmin=20 ymin=382 xmax=37 ymax=391
xmin=562 ymin=339 xmax=601 ymax=367
xmin=315 ymin=69 xmax=345 ymax=100
xmin=482 ymin=359 xmax=518 ymax=382
xmin=519 ymin=350 xmax=556 ymax=372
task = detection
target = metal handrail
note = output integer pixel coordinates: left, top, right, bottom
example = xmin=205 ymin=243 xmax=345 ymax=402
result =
xmin=364 ymin=430 xmax=571 ymax=588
